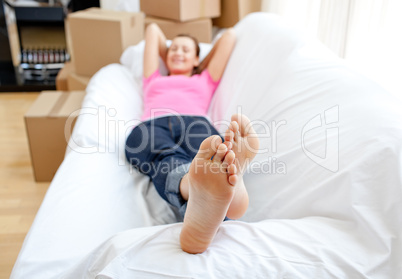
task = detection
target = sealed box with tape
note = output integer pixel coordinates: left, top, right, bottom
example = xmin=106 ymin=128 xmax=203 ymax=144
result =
xmin=24 ymin=91 xmax=86 ymax=182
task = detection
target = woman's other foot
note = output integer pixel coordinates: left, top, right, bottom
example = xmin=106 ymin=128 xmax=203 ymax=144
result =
xmin=224 ymin=114 xmax=260 ymax=219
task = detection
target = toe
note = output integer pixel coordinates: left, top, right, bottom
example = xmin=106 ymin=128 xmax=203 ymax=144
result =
xmin=223 ymin=150 xmax=235 ymax=166
xmin=229 ymin=121 xmax=240 ymax=142
xmin=223 ymin=141 xmax=232 ymax=150
xmin=230 ymin=121 xmax=239 ymax=134
xmin=227 ymin=163 xmax=238 ymax=186
xmin=224 ymin=129 xmax=234 ymax=143
xmin=227 ymin=163 xmax=237 ymax=175
xmin=228 ymin=173 xmax=238 ymax=186
xmin=213 ymin=144 xmax=228 ymax=162
xmin=196 ymin=135 xmax=222 ymax=160
xmin=231 ymin=114 xmax=252 ymax=137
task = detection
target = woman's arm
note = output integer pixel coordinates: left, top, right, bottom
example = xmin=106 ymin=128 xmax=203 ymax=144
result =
xmin=198 ymin=28 xmax=236 ymax=81
xmin=143 ymin=23 xmax=167 ymax=78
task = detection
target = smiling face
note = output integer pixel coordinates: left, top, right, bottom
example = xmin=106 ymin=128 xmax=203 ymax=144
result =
xmin=167 ymin=36 xmax=200 ymax=76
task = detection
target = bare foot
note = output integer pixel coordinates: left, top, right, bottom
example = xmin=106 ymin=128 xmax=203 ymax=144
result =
xmin=224 ymin=114 xmax=260 ymax=219
xmin=180 ymin=135 xmax=238 ymax=254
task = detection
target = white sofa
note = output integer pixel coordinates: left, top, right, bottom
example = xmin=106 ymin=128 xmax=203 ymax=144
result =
xmin=12 ymin=13 xmax=402 ymax=278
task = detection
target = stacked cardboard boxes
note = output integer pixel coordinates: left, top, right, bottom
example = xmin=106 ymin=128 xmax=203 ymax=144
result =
xmin=140 ymin=0 xmax=220 ymax=43
xmin=56 ymin=8 xmax=144 ymax=90
xmin=33 ymin=8 xmax=145 ymax=181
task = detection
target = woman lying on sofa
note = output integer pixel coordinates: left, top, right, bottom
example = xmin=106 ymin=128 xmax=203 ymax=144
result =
xmin=125 ymin=23 xmax=259 ymax=254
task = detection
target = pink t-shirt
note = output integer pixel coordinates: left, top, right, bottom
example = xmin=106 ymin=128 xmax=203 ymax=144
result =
xmin=141 ymin=70 xmax=220 ymax=121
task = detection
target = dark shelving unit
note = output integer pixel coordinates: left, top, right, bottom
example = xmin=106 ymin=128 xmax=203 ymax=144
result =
xmin=0 ymin=0 xmax=67 ymax=92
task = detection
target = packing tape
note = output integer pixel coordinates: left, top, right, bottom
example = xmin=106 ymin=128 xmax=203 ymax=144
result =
xmin=200 ymin=0 xmax=205 ymax=18
xmin=131 ymin=15 xmax=136 ymax=28
xmin=49 ymin=92 xmax=69 ymax=117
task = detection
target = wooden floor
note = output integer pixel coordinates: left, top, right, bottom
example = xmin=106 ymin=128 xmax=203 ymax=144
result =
xmin=0 ymin=93 xmax=50 ymax=279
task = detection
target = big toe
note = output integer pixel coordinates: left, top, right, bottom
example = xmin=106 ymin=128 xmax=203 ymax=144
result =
xmin=231 ymin=114 xmax=253 ymax=137
xmin=196 ymin=135 xmax=222 ymax=160
xmin=212 ymin=143 xmax=228 ymax=162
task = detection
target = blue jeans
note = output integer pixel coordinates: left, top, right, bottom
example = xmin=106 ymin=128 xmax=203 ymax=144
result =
xmin=125 ymin=115 xmax=222 ymax=219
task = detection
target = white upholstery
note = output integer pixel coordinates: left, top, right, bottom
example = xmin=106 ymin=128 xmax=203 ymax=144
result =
xmin=12 ymin=13 xmax=402 ymax=278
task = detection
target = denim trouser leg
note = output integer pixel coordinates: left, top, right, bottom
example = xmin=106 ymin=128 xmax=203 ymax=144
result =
xmin=165 ymin=162 xmax=191 ymax=218
xmin=125 ymin=115 xmax=222 ymax=219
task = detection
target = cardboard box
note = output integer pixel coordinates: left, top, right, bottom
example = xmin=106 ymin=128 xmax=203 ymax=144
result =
xmin=56 ymin=62 xmax=74 ymax=90
xmin=25 ymin=91 xmax=86 ymax=182
xmin=140 ymin=0 xmax=220 ymax=22
xmin=68 ymin=8 xmax=144 ymax=76
xmin=55 ymin=61 xmax=91 ymax=90
xmin=145 ymin=16 xmax=212 ymax=43
xmin=67 ymin=72 xmax=91 ymax=90
xmin=213 ymin=0 xmax=261 ymax=28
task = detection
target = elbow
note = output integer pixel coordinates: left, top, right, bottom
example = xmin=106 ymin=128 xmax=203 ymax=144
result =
xmin=145 ymin=23 xmax=159 ymax=36
xmin=147 ymin=23 xmax=158 ymax=30
xmin=224 ymin=28 xmax=237 ymax=43
xmin=224 ymin=29 xmax=237 ymax=50
xmin=226 ymin=27 xmax=235 ymax=35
